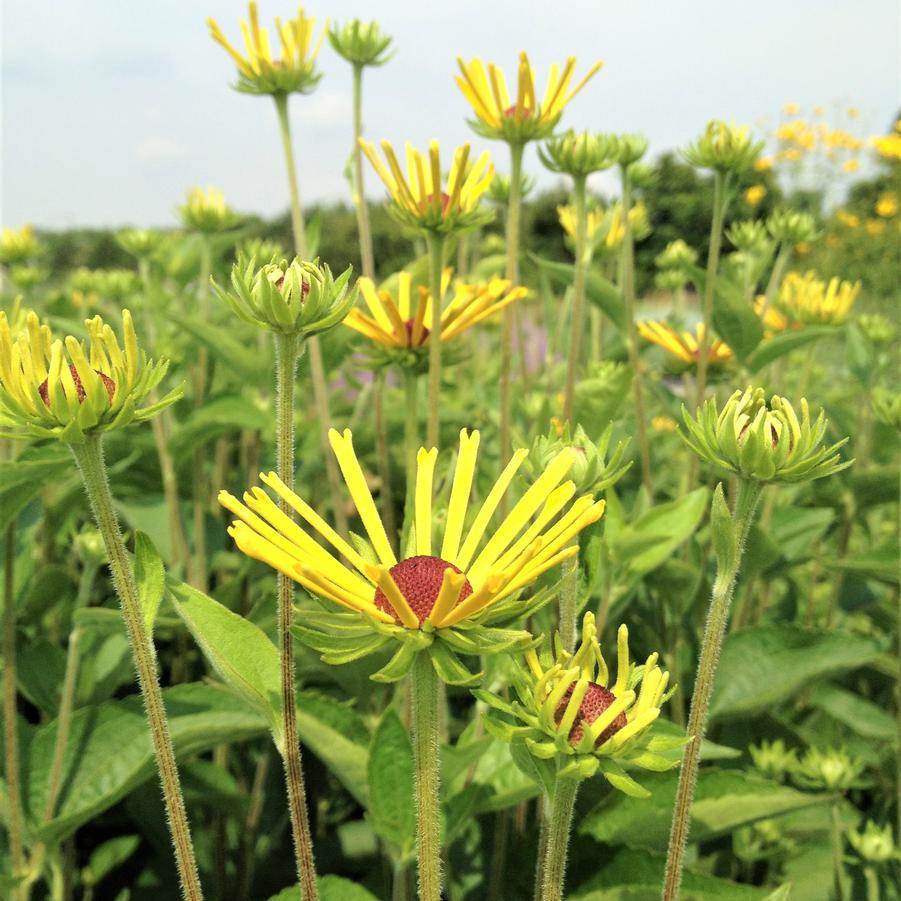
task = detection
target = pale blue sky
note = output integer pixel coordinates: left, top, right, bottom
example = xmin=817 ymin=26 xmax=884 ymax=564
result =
xmin=2 ymin=0 xmax=899 ymax=228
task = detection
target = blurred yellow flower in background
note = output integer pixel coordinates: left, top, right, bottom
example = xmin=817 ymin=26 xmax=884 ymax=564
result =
xmin=638 ymin=321 xmax=733 ymax=366
xmin=778 ymin=271 xmax=860 ymax=326
xmin=745 ymin=185 xmax=767 ymax=206
xmin=842 ymin=159 xmax=860 ymax=173
xmin=835 ymin=209 xmax=860 ymax=228
xmin=875 ymin=193 xmax=898 ymax=218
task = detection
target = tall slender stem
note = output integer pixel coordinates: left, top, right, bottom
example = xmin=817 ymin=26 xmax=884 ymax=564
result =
xmin=425 ymin=233 xmax=446 ymax=449
xmin=864 ymin=865 xmax=880 ymax=901
xmin=620 ymin=166 xmax=653 ymax=496
xmin=373 ymin=371 xmax=397 ymax=553
xmin=273 ymin=333 xmax=319 ymax=901
xmin=758 ymin=242 xmax=791 ymax=318
xmin=352 ymin=64 xmax=375 ymax=280
xmin=558 ymin=553 xmax=579 ymax=653
xmin=192 ymin=237 xmax=213 ymax=593
xmin=500 ymin=142 xmax=525 ymax=474
xmin=69 ymin=435 xmax=202 ymax=901
xmin=538 ymin=776 xmax=579 ymax=901
xmin=830 ymin=802 xmax=845 ymax=901
xmin=693 ymin=172 xmax=727 ymax=410
xmin=662 ymin=478 xmax=762 ymax=901
xmin=3 ymin=514 xmax=25 ymax=897
xmin=274 ymin=91 xmax=349 ymax=540
xmin=411 ymin=652 xmax=442 ymax=901
xmin=563 ymin=175 xmax=588 ymax=424
xmin=403 ymin=370 xmax=419 ymax=532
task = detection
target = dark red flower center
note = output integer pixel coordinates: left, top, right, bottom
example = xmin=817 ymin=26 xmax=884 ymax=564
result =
xmin=404 ymin=319 xmax=430 ymax=347
xmin=425 ymin=192 xmax=452 ymax=214
xmin=555 ymin=682 xmax=627 ymax=747
xmin=504 ymin=104 xmax=533 ymax=119
xmin=374 ymin=555 xmax=473 ymax=625
xmin=275 ymin=275 xmax=310 ymax=299
xmin=39 ymin=364 xmax=116 ymax=407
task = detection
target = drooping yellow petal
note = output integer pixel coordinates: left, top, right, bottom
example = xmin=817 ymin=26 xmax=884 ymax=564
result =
xmin=425 ymin=568 xmax=468 ymax=627
xmin=358 ymin=277 xmax=395 ymax=334
xmin=366 ymin=565 xmax=419 ymax=629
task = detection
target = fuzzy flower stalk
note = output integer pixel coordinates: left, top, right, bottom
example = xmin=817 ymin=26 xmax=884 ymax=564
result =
xmin=361 ymin=138 xmax=494 ymax=448
xmin=478 ymin=613 xmax=676 ymax=901
xmin=211 ymin=254 xmax=355 ymax=901
xmin=662 ymin=388 xmax=851 ymax=901
xmin=455 ymin=51 xmax=602 ymax=469
xmin=219 ymin=428 xmax=605 ymax=901
xmin=0 ymin=311 xmax=201 ymax=900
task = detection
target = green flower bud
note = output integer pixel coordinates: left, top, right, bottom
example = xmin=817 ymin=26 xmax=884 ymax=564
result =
xmin=328 ymin=19 xmax=393 ymax=67
xmin=654 ymin=268 xmax=689 ymax=291
xmin=857 ymin=313 xmax=896 ymax=346
xmin=523 ymin=422 xmax=630 ymax=494
xmin=872 ymin=386 xmax=901 ymax=430
xmin=116 ymin=228 xmax=165 ymax=260
xmin=0 ymin=310 xmax=181 ymax=444
xmin=726 ymin=219 xmax=772 ymax=254
xmin=848 ymin=821 xmax=900 ymax=865
xmin=212 ymin=255 xmax=357 ymax=337
xmin=767 ymin=208 xmax=820 ymax=244
xmin=793 ymin=746 xmax=867 ymax=792
xmin=684 ymin=120 xmax=764 ymax=174
xmin=680 ymin=387 xmax=851 ymax=483
xmin=749 ymin=739 xmax=798 ymax=783
xmin=476 ymin=613 xmax=678 ymax=793
xmin=238 ymin=237 xmax=288 ymax=263
xmin=733 ymin=819 xmax=796 ymax=865
xmin=616 ymin=133 xmax=649 ymax=168
xmin=0 ymin=225 xmax=42 ymax=265
xmin=628 ymin=161 xmax=656 ymax=187
xmin=539 ymin=130 xmax=620 ymax=179
xmin=74 ymin=527 xmax=107 ymax=568
xmin=655 ymin=239 xmax=698 ymax=271
xmin=487 ymin=171 xmax=536 ymax=206
xmin=179 ymin=187 xmax=239 ymax=234
xmin=9 ymin=266 xmax=48 ymax=290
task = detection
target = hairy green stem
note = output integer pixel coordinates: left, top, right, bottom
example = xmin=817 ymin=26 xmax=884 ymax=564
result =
xmin=403 ymin=370 xmax=419 ymax=532
xmin=373 ymin=371 xmax=397 ymax=553
xmin=500 ymin=141 xmax=525 ymax=477
xmin=274 ymin=333 xmax=320 ymax=901
xmin=425 ymin=233 xmax=447 ymax=449
xmin=274 ymin=91 xmax=349 ymax=541
xmin=662 ymin=478 xmax=762 ymax=901
xmin=70 ymin=434 xmax=202 ymax=901
xmin=558 ymin=553 xmax=579 ymax=653
xmin=352 ymin=64 xmax=375 ymax=280
xmin=563 ymin=175 xmax=588 ymax=424
xmin=864 ymin=865 xmax=880 ymax=901
xmin=620 ymin=167 xmax=653 ymax=496
xmin=830 ymin=802 xmax=845 ymax=901
xmin=411 ymin=652 xmax=442 ymax=901
xmin=4 ymin=515 xmax=25 ymax=897
xmin=539 ymin=776 xmax=579 ymax=901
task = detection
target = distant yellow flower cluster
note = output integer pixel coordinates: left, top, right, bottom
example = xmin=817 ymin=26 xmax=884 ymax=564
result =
xmin=777 ymin=271 xmax=860 ymax=326
xmin=871 ymin=118 xmax=901 ymax=160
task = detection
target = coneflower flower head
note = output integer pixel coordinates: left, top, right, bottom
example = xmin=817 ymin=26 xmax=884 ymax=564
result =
xmin=476 ymin=612 xmax=678 ymax=795
xmin=455 ymin=52 xmax=603 ymax=144
xmin=792 ymin=746 xmax=867 ymax=792
xmin=848 ymin=822 xmax=900 ymax=865
xmin=208 ymin=2 xmax=326 ymax=96
xmin=538 ymin=130 xmax=620 ymax=179
xmin=212 ymin=253 xmax=356 ymax=337
xmin=0 ymin=225 xmax=42 ymax=266
xmin=777 ymin=270 xmax=860 ymax=326
xmin=328 ymin=19 xmax=393 ymax=67
xmin=219 ymin=429 xmax=605 ymax=685
xmin=116 ymin=228 xmax=165 ymax=260
xmin=0 ymin=310 xmax=180 ymax=443
xmin=684 ymin=120 xmax=764 ymax=175
xmin=726 ymin=220 xmax=772 ymax=254
xmin=749 ymin=739 xmax=799 ymax=783
xmin=178 ymin=187 xmax=239 ymax=234
xmin=655 ymin=239 xmax=698 ymax=271
xmin=766 ymin=208 xmax=820 ymax=244
xmin=680 ymin=387 xmax=852 ymax=483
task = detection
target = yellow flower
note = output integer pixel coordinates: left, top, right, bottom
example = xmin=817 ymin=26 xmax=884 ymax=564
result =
xmin=179 ymin=187 xmax=239 ymax=233
xmin=835 ymin=209 xmax=860 ymax=228
xmin=865 ymin=219 xmax=885 ymax=236
xmin=754 ymin=156 xmax=774 ymax=172
xmin=360 ymin=139 xmax=494 ymax=234
xmin=753 ymin=295 xmax=791 ymax=332
xmin=557 ymin=205 xmax=604 ymax=241
xmin=814 ymin=105 xmax=826 ymax=117
xmin=778 ymin=271 xmax=860 ymax=326
xmin=344 ymin=271 xmax=527 ymax=351
xmin=455 ymin=52 xmax=603 ymax=143
xmin=208 ymin=2 xmax=326 ymax=95
xmin=782 ymin=103 xmax=801 ymax=116
xmin=842 ymin=158 xmax=860 ymax=173
xmin=783 ymin=148 xmax=802 ymax=162
xmin=745 ymin=185 xmax=767 ymax=206
xmin=872 ymin=132 xmax=901 ymax=160
xmin=604 ymin=201 xmax=650 ymax=251
xmin=0 ymin=225 xmax=41 ymax=265
xmin=219 ymin=429 xmax=605 ymax=630
xmin=637 ymin=321 xmax=733 ymax=366
xmin=651 ymin=416 xmax=678 ymax=433
xmin=875 ymin=193 xmax=898 ymax=218
xmin=847 ymin=107 xmax=861 ymax=119
xmin=795 ymin=241 xmax=810 ymax=255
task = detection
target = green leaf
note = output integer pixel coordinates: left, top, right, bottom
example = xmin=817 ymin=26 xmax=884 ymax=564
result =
xmin=134 ymin=531 xmax=164 ymax=633
xmin=809 ymin=682 xmax=896 ymax=741
xmin=580 ymin=769 xmax=830 ymax=850
xmin=171 ymin=395 xmax=270 ymax=455
xmin=0 ymin=444 xmax=75 ymax=530
xmin=745 ymin=326 xmax=837 ymax=372
xmin=686 ymin=264 xmax=763 ymax=360
xmin=569 ymin=846 xmax=772 ymax=900
xmin=169 ymin=314 xmax=269 ymax=381
xmin=709 ymin=625 xmax=886 ymax=720
xmin=367 ymin=710 xmax=416 ymax=856
xmin=30 ymin=683 xmax=268 ymax=843
xmin=709 ymin=483 xmax=735 ymax=573
xmin=268 ymin=875 xmax=380 ymax=901
xmin=83 ymin=834 xmax=141 ymax=885
xmin=768 ymin=506 xmax=834 ymax=561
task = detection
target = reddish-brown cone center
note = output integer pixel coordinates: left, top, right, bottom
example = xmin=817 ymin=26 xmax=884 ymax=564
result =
xmin=503 ymin=104 xmax=533 ymax=119
xmin=555 ymin=682 xmax=626 ymax=748
xmin=38 ymin=364 xmax=116 ymax=407
xmin=425 ymin=192 xmax=452 ymax=215
xmin=374 ymin=555 xmax=473 ymax=625
xmin=404 ymin=319 xmax=430 ymax=347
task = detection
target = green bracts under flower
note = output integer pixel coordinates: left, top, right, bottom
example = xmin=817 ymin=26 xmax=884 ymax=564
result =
xmin=0 ymin=309 xmax=181 ymax=444
xmin=539 ymin=130 xmax=620 ymax=178
xmin=680 ymin=387 xmax=852 ymax=483
xmin=684 ymin=120 xmax=764 ymax=174
xmin=212 ymin=254 xmax=356 ymax=337
xmin=328 ymin=19 xmax=393 ymax=67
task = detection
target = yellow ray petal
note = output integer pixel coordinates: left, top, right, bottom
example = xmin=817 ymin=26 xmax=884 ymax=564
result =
xmin=366 ymin=564 xmax=419 ymax=629
xmin=440 ymin=429 xmax=481 ymax=562
xmin=425 ymin=568 xmax=468 ymax=627
xmin=415 ymin=446 xmax=438 ymax=555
